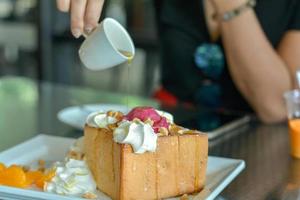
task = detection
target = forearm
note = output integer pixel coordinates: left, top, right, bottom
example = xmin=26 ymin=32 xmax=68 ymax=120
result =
xmin=216 ymin=2 xmax=292 ymax=122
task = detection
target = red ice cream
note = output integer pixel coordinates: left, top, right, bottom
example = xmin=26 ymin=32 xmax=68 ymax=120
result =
xmin=125 ymin=107 xmax=169 ymax=133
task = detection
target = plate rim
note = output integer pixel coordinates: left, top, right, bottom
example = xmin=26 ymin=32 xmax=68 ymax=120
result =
xmin=0 ymin=134 xmax=245 ymax=200
xmin=57 ymin=104 xmax=131 ymax=130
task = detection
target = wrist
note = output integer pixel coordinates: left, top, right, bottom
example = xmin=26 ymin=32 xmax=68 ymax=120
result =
xmin=211 ymin=0 xmax=248 ymax=14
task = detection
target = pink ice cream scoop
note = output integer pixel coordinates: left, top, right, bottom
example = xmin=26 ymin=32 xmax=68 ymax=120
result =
xmin=125 ymin=107 xmax=169 ymax=133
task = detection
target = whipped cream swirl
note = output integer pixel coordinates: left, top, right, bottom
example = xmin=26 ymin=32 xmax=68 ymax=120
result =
xmin=45 ymin=159 xmax=97 ymax=197
xmin=86 ymin=112 xmax=117 ymax=128
xmin=113 ymin=120 xmax=157 ymax=154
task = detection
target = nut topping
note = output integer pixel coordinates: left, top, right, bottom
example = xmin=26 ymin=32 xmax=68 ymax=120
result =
xmin=144 ymin=118 xmax=154 ymax=126
xmin=82 ymin=192 xmax=97 ymax=199
xmin=107 ymin=110 xmax=123 ymax=122
xmin=158 ymin=127 xmax=169 ymax=136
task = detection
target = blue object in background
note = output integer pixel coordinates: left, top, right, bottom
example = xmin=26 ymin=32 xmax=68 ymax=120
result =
xmin=194 ymin=43 xmax=224 ymax=79
xmin=196 ymin=111 xmax=221 ymax=132
xmin=194 ymin=43 xmax=224 ymax=108
xmin=195 ymin=83 xmax=221 ymax=108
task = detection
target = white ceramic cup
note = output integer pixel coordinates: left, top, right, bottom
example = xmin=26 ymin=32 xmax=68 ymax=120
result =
xmin=79 ymin=18 xmax=135 ymax=70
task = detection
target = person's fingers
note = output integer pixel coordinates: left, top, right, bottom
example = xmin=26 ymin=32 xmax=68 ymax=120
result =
xmin=84 ymin=0 xmax=104 ymax=34
xmin=70 ymin=0 xmax=88 ymax=38
xmin=56 ymin=0 xmax=71 ymax=12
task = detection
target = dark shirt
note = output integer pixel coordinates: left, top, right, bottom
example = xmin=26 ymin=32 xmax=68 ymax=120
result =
xmin=155 ymin=0 xmax=300 ymax=112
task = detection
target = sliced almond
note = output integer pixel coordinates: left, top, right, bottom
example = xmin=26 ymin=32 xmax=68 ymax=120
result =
xmin=169 ymin=124 xmax=185 ymax=135
xmin=107 ymin=123 xmax=118 ymax=130
xmin=144 ymin=118 xmax=154 ymax=126
xmin=82 ymin=192 xmax=97 ymax=199
xmin=158 ymin=127 xmax=169 ymax=136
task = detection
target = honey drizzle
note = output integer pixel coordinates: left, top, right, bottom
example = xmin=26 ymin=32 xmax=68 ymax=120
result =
xmin=118 ymin=50 xmax=133 ymax=62
xmin=194 ymin=139 xmax=200 ymax=190
xmin=176 ymin=135 xmax=180 ymax=194
xmin=112 ymin=141 xmax=115 ymax=182
xmin=95 ymin=131 xmax=102 ymax=184
xmin=119 ymin=148 xmax=124 ymax=200
xmin=117 ymin=50 xmax=133 ymax=110
xmin=155 ymin=151 xmax=159 ymax=199
xmin=126 ymin=62 xmax=130 ymax=109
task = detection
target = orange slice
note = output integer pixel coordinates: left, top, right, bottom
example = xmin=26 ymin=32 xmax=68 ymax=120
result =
xmin=26 ymin=171 xmax=43 ymax=186
xmin=0 ymin=165 xmax=27 ymax=188
xmin=0 ymin=162 xmax=56 ymax=189
xmin=35 ymin=169 xmax=56 ymax=189
xmin=0 ymin=163 xmax=6 ymax=172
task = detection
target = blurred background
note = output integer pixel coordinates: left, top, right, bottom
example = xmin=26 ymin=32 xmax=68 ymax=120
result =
xmin=0 ymin=0 xmax=159 ymax=97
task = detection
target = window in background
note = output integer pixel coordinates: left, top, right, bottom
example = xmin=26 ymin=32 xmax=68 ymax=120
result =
xmin=0 ymin=0 xmax=160 ymax=97
xmin=0 ymin=0 xmax=38 ymax=79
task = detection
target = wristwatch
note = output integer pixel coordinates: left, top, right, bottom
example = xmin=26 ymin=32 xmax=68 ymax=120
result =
xmin=214 ymin=0 xmax=257 ymax=21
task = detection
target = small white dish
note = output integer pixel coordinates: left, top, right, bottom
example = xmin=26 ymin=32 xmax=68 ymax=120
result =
xmin=57 ymin=104 xmax=130 ymax=130
xmin=0 ymin=135 xmax=245 ymax=200
xmin=79 ymin=18 xmax=135 ymax=71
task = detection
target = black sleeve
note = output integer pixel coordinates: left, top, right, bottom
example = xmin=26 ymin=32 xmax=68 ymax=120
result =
xmin=288 ymin=1 xmax=300 ymax=30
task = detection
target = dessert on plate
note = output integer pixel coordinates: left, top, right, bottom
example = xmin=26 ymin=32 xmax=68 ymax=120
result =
xmin=84 ymin=106 xmax=208 ymax=200
xmin=0 ymin=106 xmax=208 ymax=200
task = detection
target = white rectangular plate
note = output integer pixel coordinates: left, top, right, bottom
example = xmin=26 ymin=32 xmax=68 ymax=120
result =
xmin=0 ymin=135 xmax=245 ymax=200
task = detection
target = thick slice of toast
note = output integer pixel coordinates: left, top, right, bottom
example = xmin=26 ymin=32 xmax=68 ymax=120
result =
xmin=84 ymin=125 xmax=208 ymax=200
